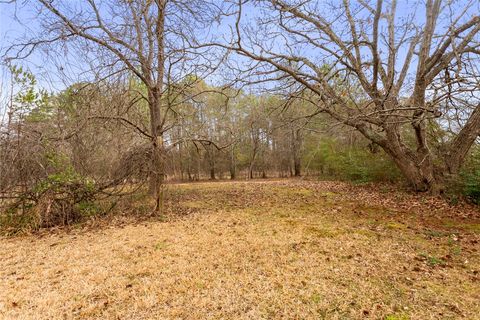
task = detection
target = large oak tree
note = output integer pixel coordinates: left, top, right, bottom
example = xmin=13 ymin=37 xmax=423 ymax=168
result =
xmin=217 ymin=0 xmax=480 ymax=192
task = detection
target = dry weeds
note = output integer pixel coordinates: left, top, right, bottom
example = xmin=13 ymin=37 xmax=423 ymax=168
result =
xmin=1 ymin=179 xmax=479 ymax=319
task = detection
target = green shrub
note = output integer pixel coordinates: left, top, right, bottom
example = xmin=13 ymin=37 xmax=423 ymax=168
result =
xmin=0 ymin=206 xmax=37 ymax=235
xmin=455 ymin=147 xmax=480 ymax=204
xmin=462 ymin=171 xmax=480 ymax=203
xmin=1 ymin=166 xmax=99 ymax=234
xmin=305 ymin=138 xmax=400 ymax=183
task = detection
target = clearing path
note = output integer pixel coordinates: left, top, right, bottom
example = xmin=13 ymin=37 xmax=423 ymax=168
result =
xmin=1 ymin=180 xmax=479 ymax=319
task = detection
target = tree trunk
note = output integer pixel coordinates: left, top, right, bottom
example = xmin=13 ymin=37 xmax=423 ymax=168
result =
xmin=249 ymin=150 xmax=256 ymax=179
xmin=196 ymin=156 xmax=200 ymax=181
xmin=210 ymin=165 xmax=216 ymax=180
xmin=149 ymin=0 xmax=166 ymax=213
xmin=381 ymin=134 xmax=441 ymax=193
xmin=230 ymin=146 xmax=236 ymax=180
xmin=293 ymin=158 xmax=301 ymax=177
xmin=178 ymin=141 xmax=184 ymax=181
xmin=149 ymin=135 xmax=165 ymax=212
xmin=353 ymin=112 xmax=444 ymax=193
xmin=391 ymin=156 xmax=436 ymax=191
xmin=148 ymin=88 xmax=165 ymax=213
xmin=207 ymin=147 xmax=216 ymax=180
xmin=187 ymin=166 xmax=192 ymax=181
xmin=446 ymin=104 xmax=480 ymax=174
xmin=249 ymin=162 xmax=255 ymax=179
xmin=292 ymin=128 xmax=302 ymax=177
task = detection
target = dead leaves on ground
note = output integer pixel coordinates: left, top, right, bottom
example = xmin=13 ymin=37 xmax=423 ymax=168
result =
xmin=1 ymin=179 xmax=479 ymax=319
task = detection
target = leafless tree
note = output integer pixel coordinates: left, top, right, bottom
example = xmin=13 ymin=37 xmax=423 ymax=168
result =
xmin=216 ymin=0 xmax=480 ymax=192
xmin=3 ymin=0 xmax=224 ymax=210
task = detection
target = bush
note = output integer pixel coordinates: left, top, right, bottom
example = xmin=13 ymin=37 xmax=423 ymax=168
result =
xmin=305 ymin=138 xmax=400 ymax=183
xmin=458 ymin=148 xmax=480 ymax=204
xmin=0 ymin=167 xmax=99 ymax=234
xmin=462 ymin=173 xmax=480 ymax=204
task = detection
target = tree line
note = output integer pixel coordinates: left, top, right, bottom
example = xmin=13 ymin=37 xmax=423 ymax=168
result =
xmin=1 ymin=0 xmax=479 ymax=225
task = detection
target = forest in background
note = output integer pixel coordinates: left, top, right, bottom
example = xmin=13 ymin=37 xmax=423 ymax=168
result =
xmin=1 ymin=63 xmax=479 ymax=233
xmin=1 ymin=0 xmax=479 ymax=232
xmin=1 ymin=2 xmax=480 ymax=319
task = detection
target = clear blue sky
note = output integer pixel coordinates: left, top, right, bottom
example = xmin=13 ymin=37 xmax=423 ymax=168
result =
xmin=1 ymin=0 xmax=479 ymax=102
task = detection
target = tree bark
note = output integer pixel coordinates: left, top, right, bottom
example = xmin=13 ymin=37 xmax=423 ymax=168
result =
xmin=148 ymin=88 xmax=165 ymax=212
xmin=291 ymin=128 xmax=302 ymax=177
xmin=230 ymin=147 xmax=236 ymax=180
xmin=210 ymin=165 xmax=216 ymax=180
xmin=389 ymin=151 xmax=437 ymax=192
xmin=446 ymin=104 xmax=480 ymax=174
xmin=249 ymin=150 xmax=257 ymax=179
xmin=149 ymin=136 xmax=165 ymax=212
xmin=149 ymin=1 xmax=166 ymax=212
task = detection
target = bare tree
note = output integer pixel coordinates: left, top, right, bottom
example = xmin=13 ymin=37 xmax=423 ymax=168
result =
xmin=216 ymin=0 xmax=480 ymax=192
xmin=4 ymin=0 xmax=223 ymax=210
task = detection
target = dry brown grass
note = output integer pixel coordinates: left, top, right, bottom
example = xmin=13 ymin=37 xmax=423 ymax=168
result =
xmin=1 ymin=179 xmax=479 ymax=319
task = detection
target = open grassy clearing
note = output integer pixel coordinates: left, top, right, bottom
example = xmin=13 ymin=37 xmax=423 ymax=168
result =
xmin=1 ymin=179 xmax=479 ymax=319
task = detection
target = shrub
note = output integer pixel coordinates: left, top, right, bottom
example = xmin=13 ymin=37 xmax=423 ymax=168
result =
xmin=305 ymin=138 xmax=400 ymax=183
xmin=461 ymin=170 xmax=480 ymax=204
xmin=1 ymin=167 xmax=98 ymax=234
xmin=452 ymin=147 xmax=480 ymax=204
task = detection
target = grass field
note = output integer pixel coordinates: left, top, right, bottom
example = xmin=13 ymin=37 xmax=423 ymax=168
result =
xmin=1 ymin=179 xmax=479 ymax=319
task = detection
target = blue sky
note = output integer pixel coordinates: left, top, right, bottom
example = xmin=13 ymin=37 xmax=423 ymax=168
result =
xmin=1 ymin=0 xmax=479 ymax=104
xmin=1 ymin=2 xmax=46 ymax=103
